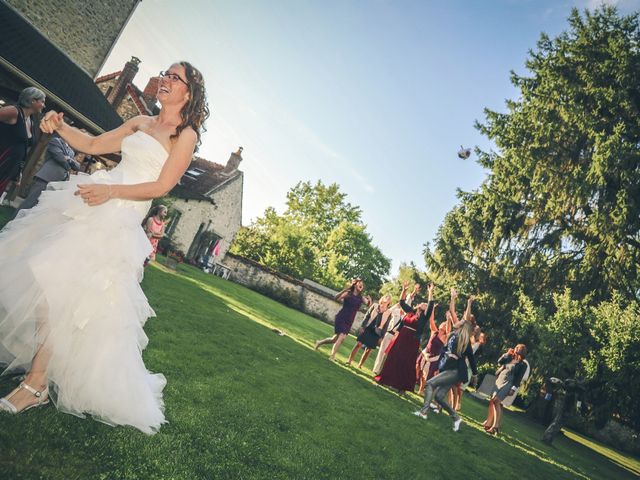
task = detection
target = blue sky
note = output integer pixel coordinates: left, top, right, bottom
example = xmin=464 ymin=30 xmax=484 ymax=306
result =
xmin=101 ymin=0 xmax=640 ymax=274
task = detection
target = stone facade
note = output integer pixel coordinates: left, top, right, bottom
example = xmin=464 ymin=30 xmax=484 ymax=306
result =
xmin=96 ymin=58 xmax=158 ymax=120
xmin=223 ymin=253 xmax=366 ymax=331
xmin=96 ymin=76 xmax=141 ymax=120
xmin=6 ymin=0 xmax=140 ymax=77
xmin=169 ymin=173 xmax=244 ymax=260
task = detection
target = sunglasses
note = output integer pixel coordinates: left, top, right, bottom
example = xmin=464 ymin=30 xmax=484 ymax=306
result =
xmin=159 ymin=70 xmax=189 ymax=87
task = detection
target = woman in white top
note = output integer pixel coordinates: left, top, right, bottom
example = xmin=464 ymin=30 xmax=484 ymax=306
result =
xmin=0 ymin=62 xmax=208 ymax=434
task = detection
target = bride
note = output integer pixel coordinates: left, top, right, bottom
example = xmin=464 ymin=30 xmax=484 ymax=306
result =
xmin=0 ymin=62 xmax=209 ymax=434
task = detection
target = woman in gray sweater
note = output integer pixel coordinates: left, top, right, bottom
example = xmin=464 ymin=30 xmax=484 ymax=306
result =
xmin=483 ymin=344 xmax=528 ymax=434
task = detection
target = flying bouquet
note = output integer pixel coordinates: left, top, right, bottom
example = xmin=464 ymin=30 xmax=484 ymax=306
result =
xmin=457 ymin=146 xmax=471 ymax=160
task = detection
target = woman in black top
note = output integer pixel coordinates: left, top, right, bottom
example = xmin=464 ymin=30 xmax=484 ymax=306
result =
xmin=346 ymin=294 xmax=392 ymax=368
xmin=483 ymin=344 xmax=528 ymax=434
xmin=0 ymin=87 xmax=45 ymax=196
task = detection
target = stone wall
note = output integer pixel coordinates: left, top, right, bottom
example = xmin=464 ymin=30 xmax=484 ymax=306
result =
xmin=6 ymin=0 xmax=140 ymax=76
xmin=96 ymin=77 xmax=138 ymax=120
xmin=222 ymin=253 xmax=366 ymax=330
xmin=169 ymin=174 xmax=243 ymax=258
xmin=117 ymin=94 xmax=143 ymax=121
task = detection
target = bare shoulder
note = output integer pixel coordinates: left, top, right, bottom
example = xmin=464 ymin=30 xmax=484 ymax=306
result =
xmin=0 ymin=105 xmax=19 ymax=123
xmin=129 ymin=115 xmax=156 ymax=133
xmin=177 ymin=126 xmax=197 ymax=142
xmin=171 ymin=126 xmax=197 ymax=153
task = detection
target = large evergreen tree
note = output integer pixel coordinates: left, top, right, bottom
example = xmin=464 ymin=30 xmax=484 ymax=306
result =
xmin=425 ymin=7 xmax=640 ymax=428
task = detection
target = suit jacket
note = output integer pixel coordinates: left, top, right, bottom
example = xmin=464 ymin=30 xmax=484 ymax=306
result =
xmin=35 ymin=136 xmax=79 ymax=182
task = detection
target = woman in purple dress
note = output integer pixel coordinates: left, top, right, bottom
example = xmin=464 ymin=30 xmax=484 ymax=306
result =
xmin=315 ymin=279 xmax=371 ymax=361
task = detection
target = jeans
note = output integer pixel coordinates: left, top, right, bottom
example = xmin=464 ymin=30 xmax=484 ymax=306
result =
xmin=421 ymin=368 xmax=460 ymax=419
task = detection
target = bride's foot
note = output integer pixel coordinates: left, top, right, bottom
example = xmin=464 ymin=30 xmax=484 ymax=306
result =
xmin=0 ymin=381 xmax=49 ymax=414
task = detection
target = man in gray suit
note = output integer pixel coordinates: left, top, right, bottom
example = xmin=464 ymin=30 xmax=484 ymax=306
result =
xmin=18 ymin=134 xmax=80 ymax=210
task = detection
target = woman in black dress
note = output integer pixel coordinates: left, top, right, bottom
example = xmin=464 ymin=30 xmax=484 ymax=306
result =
xmin=346 ymin=294 xmax=392 ymax=368
xmin=0 ymin=87 xmax=46 ymax=196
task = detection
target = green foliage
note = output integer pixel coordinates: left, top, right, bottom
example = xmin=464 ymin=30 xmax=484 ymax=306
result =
xmin=425 ymin=7 xmax=640 ymax=428
xmin=379 ymin=262 xmax=431 ymax=303
xmin=231 ymin=180 xmax=390 ymax=293
xmin=2 ymin=262 xmax=637 ymax=478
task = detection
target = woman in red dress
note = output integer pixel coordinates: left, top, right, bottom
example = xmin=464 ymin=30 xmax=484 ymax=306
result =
xmin=143 ymin=204 xmax=167 ymax=262
xmin=416 ymin=305 xmax=447 ymax=396
xmin=375 ymin=282 xmax=434 ymax=393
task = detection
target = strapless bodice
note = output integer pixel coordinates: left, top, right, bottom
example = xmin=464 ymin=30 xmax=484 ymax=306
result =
xmin=111 ymin=131 xmax=169 ymax=185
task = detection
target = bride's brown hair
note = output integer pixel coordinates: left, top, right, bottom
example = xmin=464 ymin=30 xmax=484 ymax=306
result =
xmin=171 ymin=61 xmax=210 ymax=151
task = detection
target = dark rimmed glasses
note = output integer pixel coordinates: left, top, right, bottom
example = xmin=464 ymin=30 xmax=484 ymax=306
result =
xmin=159 ymin=70 xmax=189 ymax=87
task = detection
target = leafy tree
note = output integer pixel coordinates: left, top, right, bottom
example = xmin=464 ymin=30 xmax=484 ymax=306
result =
xmin=231 ymin=181 xmax=390 ymax=293
xmin=379 ymin=262 xmax=430 ymax=302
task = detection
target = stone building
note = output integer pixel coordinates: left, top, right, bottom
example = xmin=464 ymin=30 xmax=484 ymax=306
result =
xmin=0 ymin=1 xmax=128 ymax=198
xmin=5 ymin=0 xmax=140 ymax=78
xmin=167 ymin=149 xmax=244 ymax=263
xmin=96 ymin=56 xmax=160 ymax=120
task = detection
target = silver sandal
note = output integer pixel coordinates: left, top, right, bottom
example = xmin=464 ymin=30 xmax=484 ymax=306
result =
xmin=0 ymin=382 xmax=50 ymax=414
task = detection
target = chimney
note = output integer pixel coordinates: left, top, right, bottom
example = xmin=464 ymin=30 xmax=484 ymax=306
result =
xmin=142 ymin=76 xmax=160 ymax=107
xmin=107 ymin=56 xmax=141 ymax=108
xmin=222 ymin=147 xmax=243 ymax=175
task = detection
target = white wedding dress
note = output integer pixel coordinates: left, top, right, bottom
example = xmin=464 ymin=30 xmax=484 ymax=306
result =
xmin=0 ymin=131 xmax=168 ymax=434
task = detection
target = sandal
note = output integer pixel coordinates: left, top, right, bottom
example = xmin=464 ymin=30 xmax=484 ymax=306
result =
xmin=0 ymin=382 xmax=49 ymax=414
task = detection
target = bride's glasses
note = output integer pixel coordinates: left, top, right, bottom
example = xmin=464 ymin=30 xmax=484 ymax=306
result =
xmin=159 ymin=71 xmax=189 ymax=86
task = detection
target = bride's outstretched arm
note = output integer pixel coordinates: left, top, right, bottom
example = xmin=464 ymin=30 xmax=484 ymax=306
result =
xmin=75 ymin=128 xmax=197 ymax=206
xmin=41 ymin=111 xmax=145 ymax=155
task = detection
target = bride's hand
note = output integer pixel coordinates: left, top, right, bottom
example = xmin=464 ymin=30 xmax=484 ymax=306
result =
xmin=40 ymin=111 xmax=65 ymax=134
xmin=75 ymin=184 xmax=113 ymax=206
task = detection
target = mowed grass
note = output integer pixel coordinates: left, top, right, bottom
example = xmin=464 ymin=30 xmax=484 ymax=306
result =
xmin=0 ymin=205 xmax=14 ymax=226
xmin=0 ymin=254 xmax=638 ymax=479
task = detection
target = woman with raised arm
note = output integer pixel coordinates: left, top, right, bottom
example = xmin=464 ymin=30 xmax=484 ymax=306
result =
xmin=315 ymin=279 xmax=371 ymax=361
xmin=371 ymin=302 xmax=404 ymax=375
xmin=375 ymin=282 xmax=434 ymax=394
xmin=346 ymin=294 xmax=392 ymax=368
xmin=448 ymin=289 xmax=476 ymax=411
xmin=416 ymin=304 xmax=447 ymax=396
xmin=0 ymin=63 xmax=208 ymax=434
xmin=413 ymin=288 xmax=477 ymax=432
xmin=483 ymin=344 xmax=528 ymax=435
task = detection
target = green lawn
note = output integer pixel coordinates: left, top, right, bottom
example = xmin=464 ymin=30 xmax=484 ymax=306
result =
xmin=0 ymin=205 xmax=14 ymax=226
xmin=0 ymin=252 xmax=638 ymax=479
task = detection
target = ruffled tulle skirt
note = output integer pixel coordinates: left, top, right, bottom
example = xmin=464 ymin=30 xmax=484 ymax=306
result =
xmin=0 ymin=171 xmax=166 ymax=434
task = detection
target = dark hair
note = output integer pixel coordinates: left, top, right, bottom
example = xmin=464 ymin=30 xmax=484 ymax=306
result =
xmin=142 ymin=205 xmax=167 ymax=227
xmin=171 ymin=61 xmax=210 ymax=151
xmin=347 ymin=278 xmax=363 ymax=296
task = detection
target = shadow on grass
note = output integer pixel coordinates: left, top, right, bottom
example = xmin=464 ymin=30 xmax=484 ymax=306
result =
xmin=0 ymin=260 xmax=636 ymax=479
xmin=156 ymin=263 xmax=635 ymax=480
